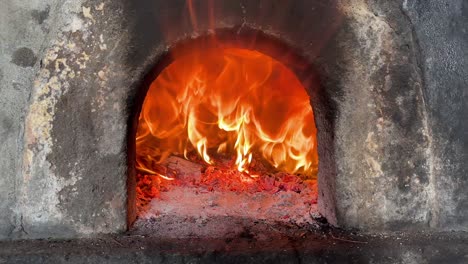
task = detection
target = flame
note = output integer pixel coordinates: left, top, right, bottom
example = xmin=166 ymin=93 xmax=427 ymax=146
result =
xmin=136 ymin=47 xmax=318 ymax=179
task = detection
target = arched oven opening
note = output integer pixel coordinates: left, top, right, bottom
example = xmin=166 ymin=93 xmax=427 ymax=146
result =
xmin=127 ymin=28 xmax=334 ymax=237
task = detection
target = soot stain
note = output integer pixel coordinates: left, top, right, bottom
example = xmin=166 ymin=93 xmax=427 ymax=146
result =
xmin=31 ymin=5 xmax=50 ymax=25
xmin=11 ymin=47 xmax=37 ymax=68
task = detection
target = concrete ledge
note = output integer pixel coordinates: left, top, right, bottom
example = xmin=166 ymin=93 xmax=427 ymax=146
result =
xmin=0 ymin=231 xmax=467 ymax=263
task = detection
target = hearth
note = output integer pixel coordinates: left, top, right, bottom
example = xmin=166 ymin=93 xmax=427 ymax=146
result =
xmin=0 ymin=0 xmax=467 ymax=244
xmin=131 ymin=40 xmax=320 ymax=236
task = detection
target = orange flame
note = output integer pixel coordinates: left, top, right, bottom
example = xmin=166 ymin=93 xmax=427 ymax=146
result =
xmin=136 ymin=48 xmax=318 ymax=179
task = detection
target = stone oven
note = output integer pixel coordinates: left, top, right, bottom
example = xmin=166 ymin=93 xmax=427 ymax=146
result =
xmin=0 ymin=0 xmax=467 ymax=248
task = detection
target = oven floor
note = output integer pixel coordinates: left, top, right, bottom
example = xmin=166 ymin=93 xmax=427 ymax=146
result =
xmin=0 ymin=230 xmax=467 ymax=263
xmin=133 ymin=183 xmax=319 ymax=239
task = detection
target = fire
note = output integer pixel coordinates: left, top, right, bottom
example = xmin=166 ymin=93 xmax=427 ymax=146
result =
xmin=136 ymin=47 xmax=318 ymax=180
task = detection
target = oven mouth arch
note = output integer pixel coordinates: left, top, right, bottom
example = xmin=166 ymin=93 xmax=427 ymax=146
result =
xmin=126 ymin=26 xmax=335 ymax=228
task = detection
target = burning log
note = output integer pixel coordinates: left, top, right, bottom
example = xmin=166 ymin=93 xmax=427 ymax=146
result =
xmin=163 ymin=156 xmax=202 ymax=181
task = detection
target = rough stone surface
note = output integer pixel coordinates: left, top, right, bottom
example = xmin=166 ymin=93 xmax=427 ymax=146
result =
xmin=317 ymin=0 xmax=434 ymax=231
xmin=0 ymin=0 xmax=59 ymax=240
xmin=316 ymin=0 xmax=467 ymax=231
xmin=403 ymin=0 xmax=468 ymax=231
xmin=18 ymin=0 xmax=130 ymax=239
xmin=0 ymin=0 xmax=466 ymax=240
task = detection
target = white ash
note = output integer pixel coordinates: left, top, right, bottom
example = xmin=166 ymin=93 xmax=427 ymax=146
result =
xmin=135 ymin=155 xmax=318 ymax=238
xmin=139 ymin=185 xmax=317 ymax=225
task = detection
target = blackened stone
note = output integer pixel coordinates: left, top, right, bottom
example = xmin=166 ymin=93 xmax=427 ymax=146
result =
xmin=11 ymin=47 xmax=37 ymax=68
xmin=31 ymin=5 xmax=50 ymax=25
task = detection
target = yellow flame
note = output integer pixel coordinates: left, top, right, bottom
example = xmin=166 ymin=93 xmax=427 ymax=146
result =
xmin=136 ymin=48 xmax=318 ymax=178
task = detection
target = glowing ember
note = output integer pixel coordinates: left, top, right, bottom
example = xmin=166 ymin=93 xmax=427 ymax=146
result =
xmin=136 ymin=156 xmax=318 ymax=213
xmin=136 ymin=48 xmax=318 ymax=180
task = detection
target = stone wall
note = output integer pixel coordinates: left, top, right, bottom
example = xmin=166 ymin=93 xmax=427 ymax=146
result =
xmin=0 ymin=0 xmax=64 ymax=239
xmin=0 ymin=0 xmax=466 ymax=240
xmin=403 ymin=0 xmax=468 ymax=231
